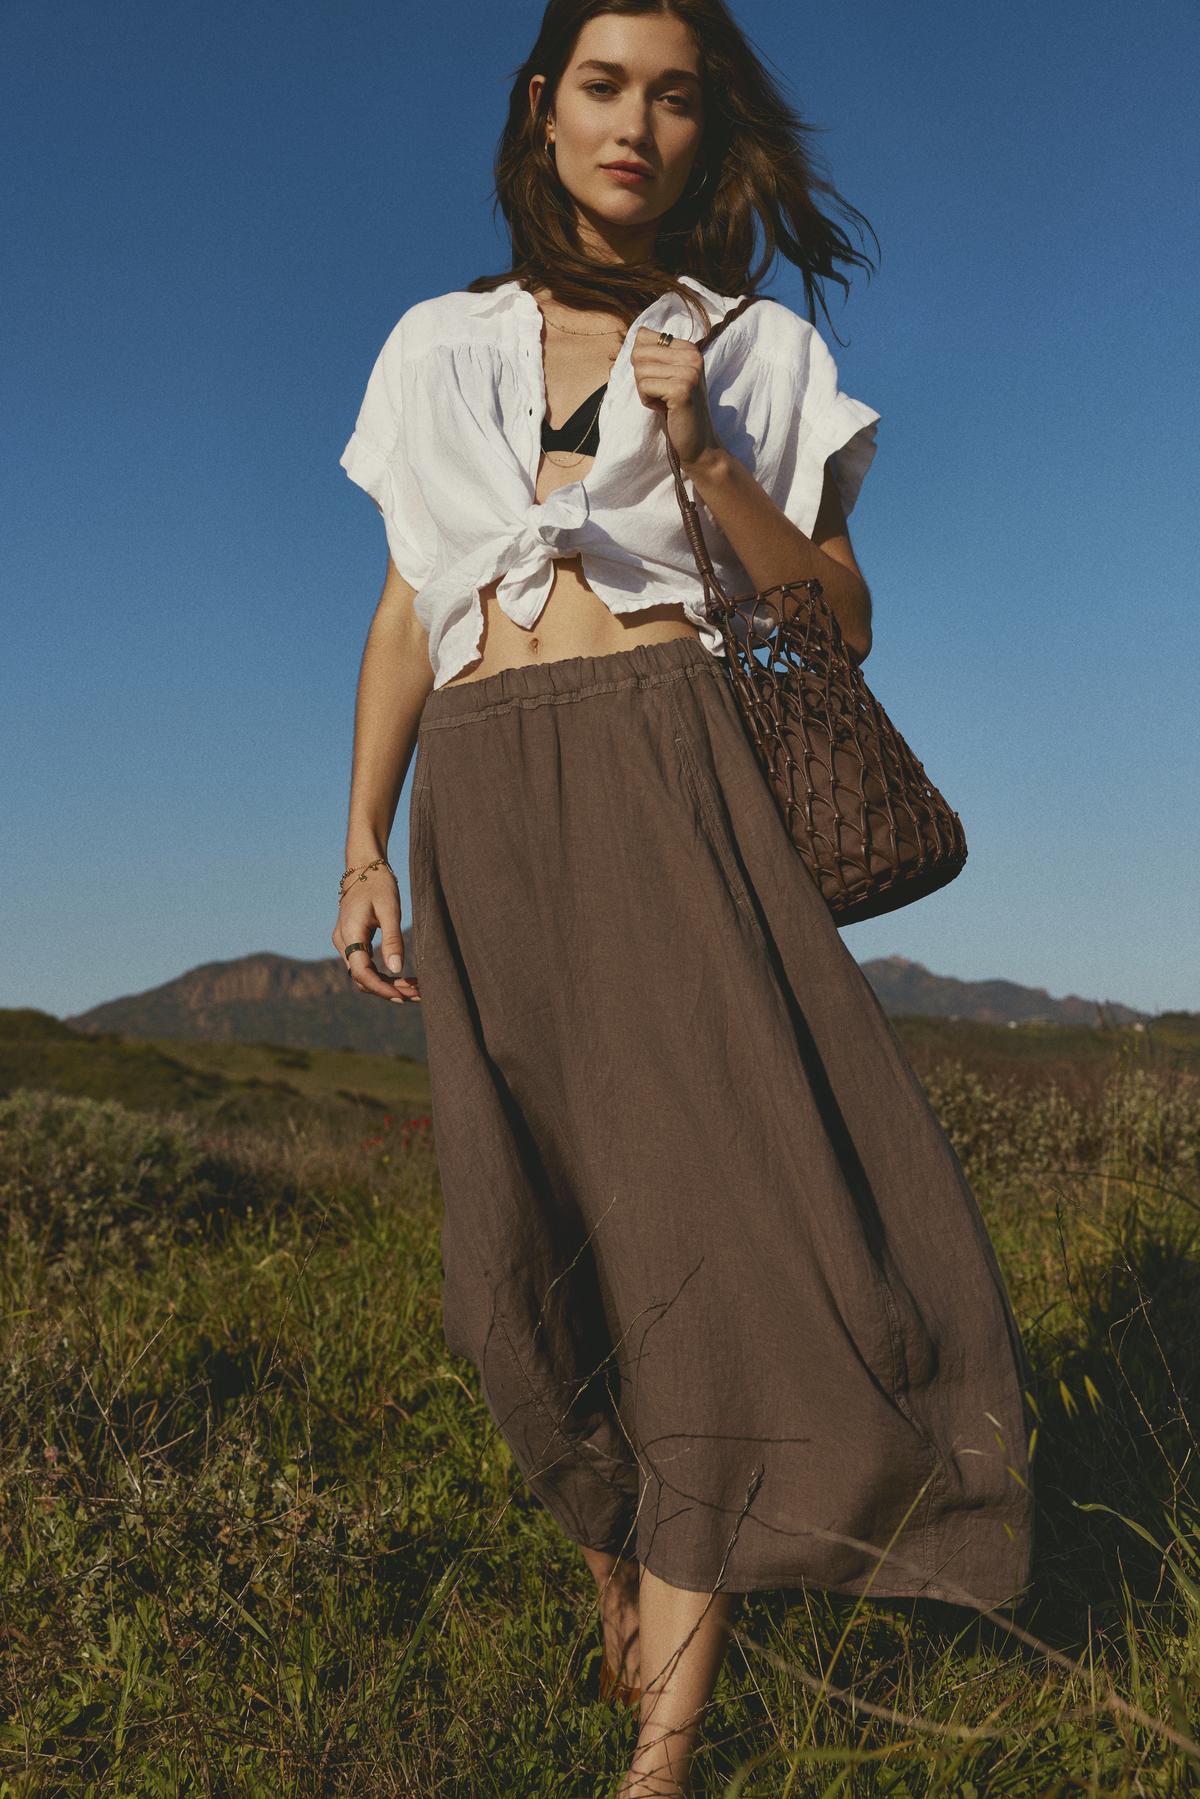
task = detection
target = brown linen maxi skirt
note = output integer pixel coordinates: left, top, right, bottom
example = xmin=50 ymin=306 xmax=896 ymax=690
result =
xmin=408 ymin=633 xmax=1035 ymax=1608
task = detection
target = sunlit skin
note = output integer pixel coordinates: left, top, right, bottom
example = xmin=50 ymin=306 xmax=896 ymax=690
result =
xmin=531 ymin=14 xmax=706 ymax=265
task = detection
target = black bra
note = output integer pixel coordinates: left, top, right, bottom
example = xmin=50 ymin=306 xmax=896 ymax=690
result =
xmin=541 ymin=381 xmax=608 ymax=457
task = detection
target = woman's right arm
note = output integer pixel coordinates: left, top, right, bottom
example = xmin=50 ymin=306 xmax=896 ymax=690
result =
xmin=332 ymin=553 xmax=434 ymax=1003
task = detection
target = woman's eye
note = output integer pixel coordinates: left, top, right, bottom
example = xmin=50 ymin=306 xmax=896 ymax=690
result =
xmin=582 ymin=80 xmax=692 ymax=111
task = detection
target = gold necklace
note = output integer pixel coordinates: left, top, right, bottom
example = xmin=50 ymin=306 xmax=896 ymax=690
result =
xmin=541 ymin=334 xmax=621 ymax=466
xmin=543 ymin=315 xmax=625 ymax=338
xmin=538 ymin=309 xmax=624 ymax=466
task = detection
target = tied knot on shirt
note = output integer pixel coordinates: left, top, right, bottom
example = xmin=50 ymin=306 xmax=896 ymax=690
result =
xmin=492 ymin=483 xmax=593 ymax=621
xmin=528 ymin=481 xmax=591 ymax=543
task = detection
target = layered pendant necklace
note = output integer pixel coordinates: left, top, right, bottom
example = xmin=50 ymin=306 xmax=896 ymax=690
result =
xmin=540 ymin=311 xmax=625 ymax=470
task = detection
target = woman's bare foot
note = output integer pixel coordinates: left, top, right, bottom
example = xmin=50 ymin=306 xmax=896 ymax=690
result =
xmin=579 ymin=1546 xmax=642 ymax=1690
xmin=616 ymin=1762 xmax=688 ymax=1799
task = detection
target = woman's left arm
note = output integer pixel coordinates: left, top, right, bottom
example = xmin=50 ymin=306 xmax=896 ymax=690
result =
xmin=633 ymin=330 xmax=873 ymax=663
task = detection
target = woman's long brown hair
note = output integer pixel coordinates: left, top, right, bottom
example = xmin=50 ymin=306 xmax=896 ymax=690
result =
xmin=467 ymin=0 xmax=879 ymax=339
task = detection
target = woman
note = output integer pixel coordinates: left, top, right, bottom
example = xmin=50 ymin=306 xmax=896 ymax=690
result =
xmin=334 ymin=3 xmax=1035 ymax=1794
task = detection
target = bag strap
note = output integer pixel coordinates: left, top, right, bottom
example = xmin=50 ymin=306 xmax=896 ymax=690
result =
xmin=664 ymin=291 xmax=762 ymax=614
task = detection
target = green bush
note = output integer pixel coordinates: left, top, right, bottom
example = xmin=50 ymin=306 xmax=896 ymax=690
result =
xmin=0 ymin=1090 xmax=220 ymax=1262
xmin=920 ymin=1061 xmax=1200 ymax=1198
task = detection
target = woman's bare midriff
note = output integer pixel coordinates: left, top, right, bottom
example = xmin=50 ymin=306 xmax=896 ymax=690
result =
xmin=442 ymin=555 xmax=700 ymax=687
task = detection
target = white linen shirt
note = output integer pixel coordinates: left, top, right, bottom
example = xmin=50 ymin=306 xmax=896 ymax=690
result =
xmin=338 ymin=273 xmax=880 ymax=690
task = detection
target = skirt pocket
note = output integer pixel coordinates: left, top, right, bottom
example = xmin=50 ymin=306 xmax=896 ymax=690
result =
xmin=665 ymin=670 xmax=762 ymax=932
xmin=407 ymin=735 xmax=436 ymax=971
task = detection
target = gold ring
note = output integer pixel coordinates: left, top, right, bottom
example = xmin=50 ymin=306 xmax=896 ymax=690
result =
xmin=657 ymin=331 xmax=674 ymax=347
xmin=343 ymin=941 xmax=370 ymax=962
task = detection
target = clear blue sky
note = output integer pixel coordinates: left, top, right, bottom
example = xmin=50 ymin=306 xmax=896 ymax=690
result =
xmin=3 ymin=0 xmax=1198 ymax=1020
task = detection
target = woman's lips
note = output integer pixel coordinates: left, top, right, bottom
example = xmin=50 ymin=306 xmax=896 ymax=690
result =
xmin=602 ymin=165 xmax=651 ymax=186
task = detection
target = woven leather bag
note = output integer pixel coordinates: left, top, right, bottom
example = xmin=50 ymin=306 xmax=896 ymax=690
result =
xmin=664 ymin=294 xmax=968 ymax=926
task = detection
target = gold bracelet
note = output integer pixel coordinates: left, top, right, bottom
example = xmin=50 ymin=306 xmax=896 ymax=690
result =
xmin=338 ymin=856 xmax=395 ymax=899
xmin=339 ymin=855 xmax=384 ymax=886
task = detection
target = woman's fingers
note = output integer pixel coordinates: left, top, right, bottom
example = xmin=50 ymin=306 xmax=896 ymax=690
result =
xmin=631 ymin=326 xmax=703 ymax=366
xmin=341 ymin=930 xmax=392 ymax=1001
xmin=629 ymin=329 xmax=714 ymax=462
xmin=336 ymin=907 xmax=420 ymax=1004
xmin=630 ymin=330 xmax=703 ymax=390
xmin=375 ymin=889 xmax=406 ymax=977
xmin=375 ymin=887 xmax=423 ymax=1004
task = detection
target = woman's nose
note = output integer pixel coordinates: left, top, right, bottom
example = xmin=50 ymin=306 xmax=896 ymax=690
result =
xmin=614 ymin=112 xmax=655 ymax=152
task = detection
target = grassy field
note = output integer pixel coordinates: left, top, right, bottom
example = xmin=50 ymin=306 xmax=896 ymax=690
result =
xmin=1 ymin=1010 xmax=1199 ymax=1793
xmin=0 ymin=1011 xmax=430 ymax=1130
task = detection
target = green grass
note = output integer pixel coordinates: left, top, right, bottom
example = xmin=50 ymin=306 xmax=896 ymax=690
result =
xmin=1 ymin=1019 xmax=1199 ymax=1793
xmin=130 ymin=1036 xmax=429 ymax=1115
xmin=0 ymin=1010 xmax=429 ymax=1132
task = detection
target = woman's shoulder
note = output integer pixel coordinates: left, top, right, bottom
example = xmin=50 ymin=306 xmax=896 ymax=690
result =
xmin=714 ymin=289 xmax=821 ymax=365
xmin=367 ymin=287 xmax=500 ymax=367
xmin=697 ymin=287 xmax=856 ymax=406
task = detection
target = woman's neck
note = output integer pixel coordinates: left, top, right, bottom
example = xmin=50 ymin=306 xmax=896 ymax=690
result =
xmin=572 ymin=210 xmax=658 ymax=266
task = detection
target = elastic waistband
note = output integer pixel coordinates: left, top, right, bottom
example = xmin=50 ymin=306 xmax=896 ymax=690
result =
xmin=419 ymin=634 xmax=720 ymax=730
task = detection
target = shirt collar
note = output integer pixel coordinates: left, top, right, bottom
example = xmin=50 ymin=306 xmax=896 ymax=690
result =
xmin=465 ymin=272 xmax=746 ymax=340
xmin=465 ymin=280 xmax=524 ymax=317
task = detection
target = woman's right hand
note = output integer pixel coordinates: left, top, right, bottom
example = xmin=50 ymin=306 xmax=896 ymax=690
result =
xmin=332 ymin=866 xmax=421 ymax=1004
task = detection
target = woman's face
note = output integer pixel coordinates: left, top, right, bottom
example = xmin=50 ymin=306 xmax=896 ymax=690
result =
xmin=530 ymin=12 xmax=705 ymax=245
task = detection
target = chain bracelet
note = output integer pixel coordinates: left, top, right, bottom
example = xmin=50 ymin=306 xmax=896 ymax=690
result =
xmin=338 ymin=856 xmax=395 ymax=899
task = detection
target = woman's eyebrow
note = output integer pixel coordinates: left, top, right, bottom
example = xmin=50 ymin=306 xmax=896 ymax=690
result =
xmin=576 ymin=58 xmax=702 ymax=87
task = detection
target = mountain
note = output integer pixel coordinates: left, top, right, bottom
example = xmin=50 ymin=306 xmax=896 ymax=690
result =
xmin=58 ymin=951 xmax=1151 ymax=1054
xmin=858 ymin=956 xmax=1148 ymax=1027
xmin=62 ymin=950 xmax=427 ymax=1059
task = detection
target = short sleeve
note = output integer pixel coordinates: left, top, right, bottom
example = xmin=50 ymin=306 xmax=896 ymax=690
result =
xmin=795 ymin=321 xmax=880 ymax=524
xmin=722 ymin=305 xmax=880 ymax=543
xmin=339 ymin=319 xmax=438 ymax=590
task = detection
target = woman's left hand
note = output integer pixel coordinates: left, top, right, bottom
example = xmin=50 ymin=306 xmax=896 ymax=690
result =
xmin=631 ymin=328 xmax=721 ymax=471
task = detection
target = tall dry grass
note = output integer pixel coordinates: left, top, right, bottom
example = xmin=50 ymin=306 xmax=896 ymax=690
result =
xmin=0 ymin=1058 xmax=1198 ymax=1794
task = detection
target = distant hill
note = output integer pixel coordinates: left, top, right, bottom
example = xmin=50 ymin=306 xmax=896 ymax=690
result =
xmin=857 ymin=956 xmax=1148 ymax=1028
xmin=55 ymin=949 xmax=1157 ymax=1056
xmin=63 ymin=950 xmax=426 ymax=1058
